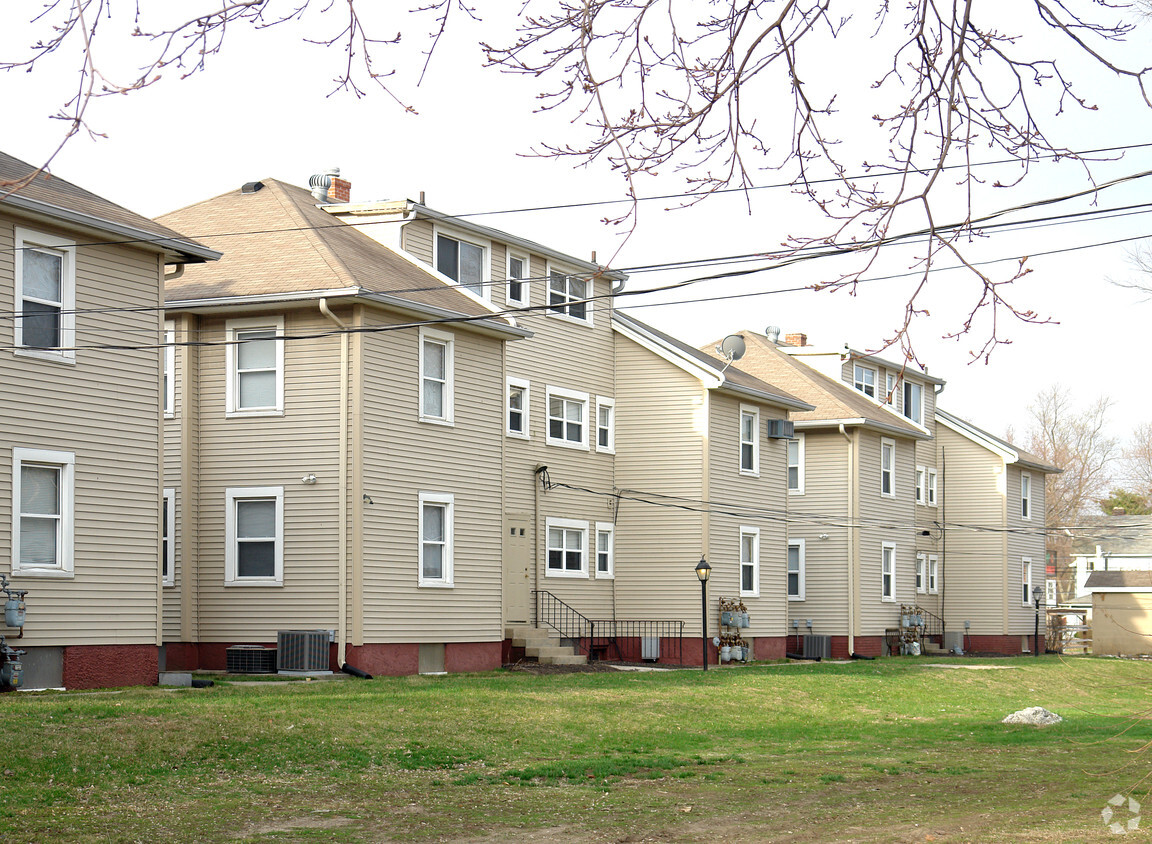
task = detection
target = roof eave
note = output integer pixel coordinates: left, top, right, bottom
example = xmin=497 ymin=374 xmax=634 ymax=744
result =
xmin=717 ymin=381 xmax=815 ymax=412
xmin=3 ymin=193 xmax=220 ymax=263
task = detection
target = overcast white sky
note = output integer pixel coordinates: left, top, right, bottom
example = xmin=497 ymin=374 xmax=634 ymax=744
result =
xmin=2 ymin=4 xmax=1151 ymax=448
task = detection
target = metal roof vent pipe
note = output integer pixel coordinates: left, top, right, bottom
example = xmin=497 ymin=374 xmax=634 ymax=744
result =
xmin=309 ymin=167 xmax=350 ymax=203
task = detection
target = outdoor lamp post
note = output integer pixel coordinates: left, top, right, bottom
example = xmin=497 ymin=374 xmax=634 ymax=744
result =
xmin=695 ymin=557 xmax=711 ymax=671
xmin=1032 ymin=584 xmax=1044 ymax=658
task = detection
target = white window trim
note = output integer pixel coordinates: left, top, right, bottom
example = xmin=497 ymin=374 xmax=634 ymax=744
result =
xmin=885 ymin=372 xmax=897 ymax=405
xmin=595 ymin=396 xmax=615 ymax=454
xmin=739 ymin=404 xmax=760 ymax=477
xmin=927 ymin=468 xmax=938 ymax=507
xmin=419 ymin=327 xmax=455 ymax=426
xmin=902 ymin=380 xmax=924 ymax=425
xmin=916 ymin=552 xmax=926 ymax=594
xmin=163 ymin=320 xmax=176 ymax=419
xmin=881 ymin=541 xmax=896 ymax=602
xmin=928 ymin=554 xmax=938 ymax=594
xmin=14 ymin=228 xmax=77 ymax=363
xmin=506 ymin=250 xmax=529 ymax=306
xmin=11 ymin=447 xmax=75 ymax=577
xmin=1022 ymin=557 xmax=1033 ymax=606
xmin=545 ymin=386 xmax=590 ymax=450
xmin=545 ymin=263 xmax=594 ymax=326
xmin=507 ymin=376 xmax=530 ymax=439
xmin=1021 ymin=472 xmax=1032 ymax=520
xmin=915 ymin=465 xmax=926 ymax=505
xmin=854 ymin=364 xmax=877 ymax=398
xmin=433 ymin=226 xmax=491 ymax=301
xmin=739 ymin=526 xmax=760 ymax=598
xmin=595 ymin=522 xmax=615 ymax=579
xmin=545 ymin=517 xmax=589 ymax=579
xmin=880 ymin=438 xmax=895 ymax=498
xmin=224 ymin=486 xmax=284 ymax=586
xmin=225 ymin=316 xmax=284 ymax=417
xmin=787 ymin=538 xmax=806 ymax=601
xmin=418 ymin=492 xmax=454 ymax=588
xmin=787 ymin=434 xmax=805 ymax=495
xmin=162 ymin=488 xmax=176 ymax=587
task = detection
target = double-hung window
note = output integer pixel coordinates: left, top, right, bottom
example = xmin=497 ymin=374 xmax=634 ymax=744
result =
xmin=740 ymin=527 xmax=759 ymax=597
xmin=903 ymin=381 xmax=923 ymax=425
xmin=507 ymin=377 xmax=530 ymax=438
xmin=928 ymin=555 xmax=938 ymax=593
xmin=162 ymin=488 xmax=175 ymax=587
xmin=12 ymin=448 xmax=75 ymax=576
xmin=787 ymin=539 xmax=805 ymax=600
xmin=226 ymin=317 xmax=283 ymax=416
xmin=927 ymin=468 xmax=937 ymax=506
xmin=436 ymin=232 xmax=487 ymax=298
xmin=595 ymin=522 xmax=614 ymax=578
xmin=548 ymin=270 xmax=590 ymax=322
xmin=915 ymin=466 xmax=926 ymax=504
xmin=596 ymin=396 xmax=615 ymax=453
xmin=787 ymin=435 xmax=804 ymax=494
xmin=854 ymin=364 xmax=877 ymax=398
xmin=916 ymin=553 xmax=926 ymax=593
xmin=419 ymin=328 xmax=454 ymax=425
xmin=15 ymin=228 xmax=76 ymax=361
xmin=1020 ymin=472 xmax=1032 ymax=520
xmin=1022 ymin=558 xmax=1033 ymax=606
xmin=885 ymin=373 xmax=897 ymax=404
xmin=419 ymin=492 xmax=454 ymax=587
xmin=507 ymin=252 xmax=528 ymax=305
xmin=880 ymin=438 xmax=895 ymax=497
xmin=224 ymin=487 xmax=283 ymax=585
xmin=740 ymin=406 xmax=759 ymax=476
xmin=163 ymin=320 xmax=176 ymax=419
xmin=546 ymin=387 xmax=588 ymax=449
xmin=546 ymin=518 xmax=588 ymax=577
xmin=881 ymin=542 xmax=896 ymax=601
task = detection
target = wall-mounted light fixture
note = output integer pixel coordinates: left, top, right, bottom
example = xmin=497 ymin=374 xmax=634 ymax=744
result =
xmin=301 ymin=474 xmax=317 ymax=485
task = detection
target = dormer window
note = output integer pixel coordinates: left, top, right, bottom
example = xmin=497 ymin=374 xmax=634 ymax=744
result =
xmin=853 ymin=364 xmax=876 ymax=398
xmin=902 ymin=380 xmax=923 ymax=424
xmin=436 ymin=233 xmax=487 ymax=298
xmin=548 ymin=270 xmax=590 ymax=323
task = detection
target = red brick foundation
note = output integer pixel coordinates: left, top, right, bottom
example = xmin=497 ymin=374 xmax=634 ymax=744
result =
xmin=850 ymin=636 xmax=885 ymax=658
xmin=445 ymin=642 xmax=501 ymax=673
xmin=163 ymin=642 xmax=200 ymax=672
xmin=61 ymin=645 xmax=158 ymax=690
xmin=754 ymin=636 xmax=786 ymax=661
xmin=344 ymin=643 xmax=419 ymax=676
xmin=965 ymin=634 xmax=1032 ymax=655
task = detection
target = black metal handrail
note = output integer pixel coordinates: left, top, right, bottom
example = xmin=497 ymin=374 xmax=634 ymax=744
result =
xmin=533 ymin=591 xmax=684 ymax=664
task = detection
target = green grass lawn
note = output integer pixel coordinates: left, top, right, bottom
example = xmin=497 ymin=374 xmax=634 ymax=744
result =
xmin=1 ymin=656 xmax=1149 ymax=842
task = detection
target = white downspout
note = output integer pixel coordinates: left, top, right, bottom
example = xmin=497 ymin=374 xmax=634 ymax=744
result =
xmin=840 ymin=424 xmax=855 ymax=656
xmin=319 ymin=298 xmax=350 ymax=668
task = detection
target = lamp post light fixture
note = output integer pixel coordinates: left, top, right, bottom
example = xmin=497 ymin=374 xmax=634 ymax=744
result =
xmin=695 ymin=556 xmax=712 ymax=671
xmin=1032 ymin=584 xmax=1044 ymax=658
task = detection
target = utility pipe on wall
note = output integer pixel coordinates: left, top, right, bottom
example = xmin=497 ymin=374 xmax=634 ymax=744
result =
xmin=840 ymin=424 xmax=855 ymax=655
xmin=319 ymin=299 xmax=350 ymax=668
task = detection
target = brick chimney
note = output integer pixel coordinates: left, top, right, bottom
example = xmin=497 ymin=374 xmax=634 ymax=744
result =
xmin=308 ymin=167 xmax=350 ymax=203
xmin=784 ymin=332 xmax=808 ymax=347
xmin=328 ymin=177 xmax=351 ymax=203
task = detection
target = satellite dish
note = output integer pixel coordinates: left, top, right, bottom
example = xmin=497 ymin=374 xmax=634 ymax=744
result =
xmin=718 ymin=334 xmax=746 ymax=362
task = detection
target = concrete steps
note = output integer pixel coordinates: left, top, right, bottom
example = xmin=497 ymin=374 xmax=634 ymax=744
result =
xmin=507 ymin=625 xmax=587 ymax=665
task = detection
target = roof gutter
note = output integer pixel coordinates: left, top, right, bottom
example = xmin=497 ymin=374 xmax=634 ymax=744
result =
xmin=793 ymin=418 xmax=932 ymax=440
xmin=2 ymin=193 xmax=220 ymax=263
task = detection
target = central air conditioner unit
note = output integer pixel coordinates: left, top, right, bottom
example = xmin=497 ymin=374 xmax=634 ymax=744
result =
xmin=226 ymin=645 xmax=277 ymax=674
xmin=766 ymin=419 xmax=795 ymax=439
xmin=277 ymin=630 xmax=330 ymax=673
xmin=641 ymin=636 xmax=660 ymax=662
xmin=802 ymin=634 xmax=831 ymax=659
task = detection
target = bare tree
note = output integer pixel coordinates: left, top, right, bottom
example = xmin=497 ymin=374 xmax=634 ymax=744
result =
xmin=1122 ymin=421 xmax=1152 ymax=498
xmin=5 ymin=1 xmax=1152 ymax=358
xmin=1023 ymin=386 xmax=1118 ymax=530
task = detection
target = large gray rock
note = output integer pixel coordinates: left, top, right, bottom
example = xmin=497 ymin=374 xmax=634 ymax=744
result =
xmin=1002 ymin=706 xmax=1063 ymax=726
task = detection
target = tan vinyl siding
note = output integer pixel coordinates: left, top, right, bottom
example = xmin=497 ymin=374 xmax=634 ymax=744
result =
xmin=401 ymin=219 xmax=435 ymax=264
xmin=162 ymin=317 xmax=186 ymax=640
xmin=936 ymin=425 xmax=1007 ymax=633
xmin=786 ymin=430 xmax=852 ymax=634
xmin=707 ymin=395 xmax=790 ymax=638
xmin=0 ymin=217 xmax=163 ymax=646
xmin=360 ymin=311 xmax=506 ymax=642
xmin=856 ymin=432 xmax=918 ymax=634
xmin=187 ymin=309 xmax=343 ymax=641
xmin=613 ymin=339 xmax=706 ymax=632
xmin=1006 ymin=465 xmax=1046 ymax=633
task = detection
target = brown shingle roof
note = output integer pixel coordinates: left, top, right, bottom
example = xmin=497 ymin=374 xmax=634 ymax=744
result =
xmin=157 ymin=179 xmax=503 ymax=319
xmin=1085 ymin=570 xmax=1152 ymax=590
xmin=704 ymin=331 xmax=929 ymax=438
xmin=0 ymin=151 xmax=215 ymax=262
